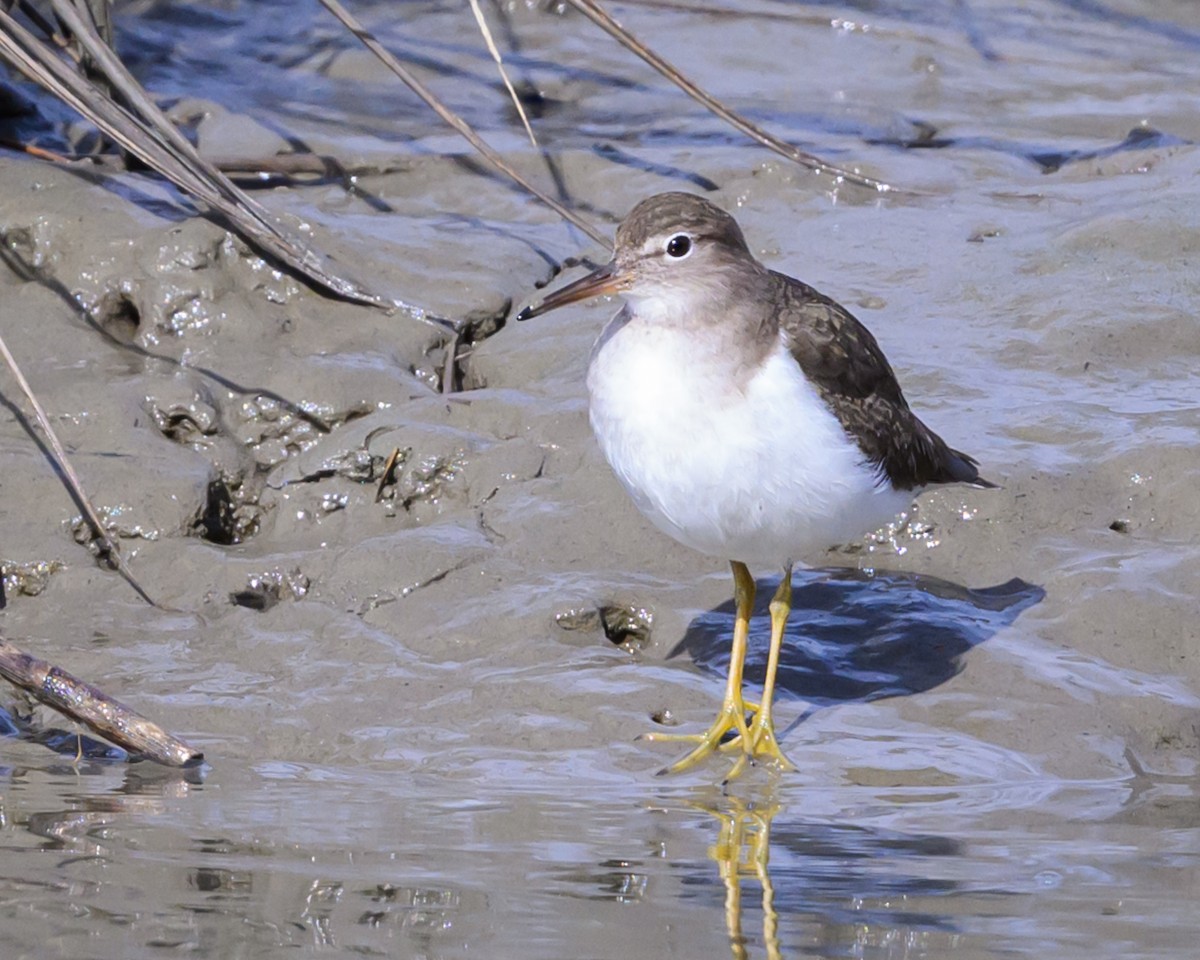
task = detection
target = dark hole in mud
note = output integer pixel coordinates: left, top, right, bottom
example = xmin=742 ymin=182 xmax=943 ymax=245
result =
xmin=93 ymin=291 xmax=141 ymax=344
xmin=510 ymin=79 xmax=560 ymax=120
xmin=555 ymin=603 xmax=653 ymax=651
xmin=230 ymin=569 xmax=308 ymax=612
xmin=194 ymin=478 xmax=238 ymax=545
xmin=161 ymin=409 xmax=211 ymax=443
xmin=447 ymin=301 xmax=509 ymax=392
xmin=190 ymin=868 xmax=235 ymax=893
xmin=599 ymin=604 xmax=653 ymax=649
xmin=649 ymin=707 xmax=678 ymax=727
xmin=229 ymin=586 xmax=276 ymax=612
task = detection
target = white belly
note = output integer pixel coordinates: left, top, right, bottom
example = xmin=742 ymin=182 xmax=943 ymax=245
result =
xmin=586 ymin=318 xmax=911 ymax=566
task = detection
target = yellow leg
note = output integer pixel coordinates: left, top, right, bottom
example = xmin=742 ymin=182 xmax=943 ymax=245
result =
xmin=725 ymin=564 xmax=797 ymax=781
xmin=641 ymin=561 xmax=756 ymax=775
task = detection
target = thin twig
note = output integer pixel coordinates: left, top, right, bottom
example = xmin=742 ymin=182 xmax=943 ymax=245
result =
xmin=317 ymin=0 xmax=611 ymax=249
xmin=375 ymin=446 xmax=403 ymax=503
xmin=0 ymin=138 xmax=74 ymax=162
xmin=618 ymin=0 xmax=816 ymax=21
xmin=0 ymin=326 xmax=156 ymax=606
xmin=566 ymin=0 xmax=903 ymax=194
xmin=0 ymin=638 xmax=202 ymax=766
xmin=467 ymin=0 xmax=537 ymax=147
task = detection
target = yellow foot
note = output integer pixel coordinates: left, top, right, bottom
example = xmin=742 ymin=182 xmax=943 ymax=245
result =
xmin=715 ymin=699 xmax=761 ymax=754
xmin=723 ymin=716 xmax=797 ymax=782
xmin=640 ymin=705 xmax=795 ymax=779
xmin=648 ymin=699 xmax=762 ymax=754
xmin=639 ymin=700 xmax=753 ymax=776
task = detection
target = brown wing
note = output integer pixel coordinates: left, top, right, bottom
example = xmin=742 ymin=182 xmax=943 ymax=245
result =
xmin=772 ymin=272 xmax=991 ymax=491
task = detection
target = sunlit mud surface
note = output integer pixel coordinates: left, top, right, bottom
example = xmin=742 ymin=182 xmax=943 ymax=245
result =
xmin=1 ymin=1 xmax=1198 ymax=957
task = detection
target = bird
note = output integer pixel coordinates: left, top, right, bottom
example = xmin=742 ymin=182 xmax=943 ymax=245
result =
xmin=516 ymin=192 xmax=993 ymax=780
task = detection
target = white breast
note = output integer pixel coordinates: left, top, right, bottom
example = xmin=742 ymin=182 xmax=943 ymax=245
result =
xmin=586 ymin=315 xmax=911 ymax=566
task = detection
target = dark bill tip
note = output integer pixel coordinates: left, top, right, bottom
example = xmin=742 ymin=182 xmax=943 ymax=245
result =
xmin=514 ymin=260 xmax=626 ymax=322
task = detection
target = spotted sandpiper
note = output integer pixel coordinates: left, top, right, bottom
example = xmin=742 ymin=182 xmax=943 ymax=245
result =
xmin=517 ymin=192 xmax=993 ymax=780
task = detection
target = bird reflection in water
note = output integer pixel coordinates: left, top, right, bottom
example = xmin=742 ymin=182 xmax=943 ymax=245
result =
xmin=692 ymin=794 xmax=784 ymax=960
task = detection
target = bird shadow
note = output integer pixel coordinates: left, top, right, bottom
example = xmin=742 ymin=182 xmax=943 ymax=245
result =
xmin=669 ymin=568 xmax=1045 ymax=707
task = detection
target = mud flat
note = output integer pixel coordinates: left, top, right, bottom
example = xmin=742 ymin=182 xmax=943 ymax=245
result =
xmin=1 ymin=2 xmax=1198 ymax=957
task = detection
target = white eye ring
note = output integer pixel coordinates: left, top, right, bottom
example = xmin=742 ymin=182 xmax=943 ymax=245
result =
xmin=665 ymin=234 xmax=693 ymax=259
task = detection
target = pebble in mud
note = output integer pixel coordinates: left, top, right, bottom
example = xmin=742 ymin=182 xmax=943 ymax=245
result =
xmin=0 ymin=559 xmax=66 ymax=599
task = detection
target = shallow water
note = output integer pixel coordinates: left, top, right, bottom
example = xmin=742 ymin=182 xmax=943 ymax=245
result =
xmin=3 ymin=767 xmax=1195 ymax=959
xmin=2 ymin=0 xmax=1199 ymax=957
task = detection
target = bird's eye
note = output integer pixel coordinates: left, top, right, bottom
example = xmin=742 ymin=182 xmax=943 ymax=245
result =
xmin=665 ymin=234 xmax=692 ymax=259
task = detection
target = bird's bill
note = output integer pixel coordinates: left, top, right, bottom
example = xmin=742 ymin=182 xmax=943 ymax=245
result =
xmin=516 ymin=260 xmax=629 ymax=320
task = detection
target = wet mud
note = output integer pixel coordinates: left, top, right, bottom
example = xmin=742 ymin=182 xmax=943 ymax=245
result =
xmin=1 ymin=1 xmax=1199 ymax=957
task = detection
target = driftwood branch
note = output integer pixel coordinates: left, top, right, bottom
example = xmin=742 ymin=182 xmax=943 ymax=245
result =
xmin=0 ymin=638 xmax=202 ymax=766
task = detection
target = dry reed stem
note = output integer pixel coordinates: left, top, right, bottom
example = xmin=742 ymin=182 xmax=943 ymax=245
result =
xmin=0 ymin=326 xmax=156 ymax=606
xmin=468 ymin=0 xmax=537 ymax=147
xmin=317 ymin=0 xmax=611 ymax=249
xmin=0 ymin=2 xmax=419 ymax=316
xmin=566 ymin=0 xmax=903 ymax=194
